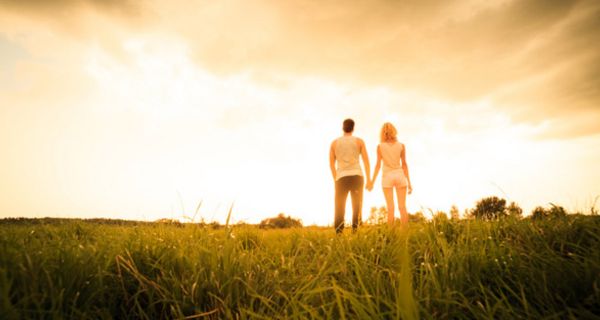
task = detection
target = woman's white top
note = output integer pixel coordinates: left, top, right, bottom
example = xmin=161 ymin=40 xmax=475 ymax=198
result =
xmin=334 ymin=136 xmax=363 ymax=180
xmin=379 ymin=141 xmax=404 ymax=174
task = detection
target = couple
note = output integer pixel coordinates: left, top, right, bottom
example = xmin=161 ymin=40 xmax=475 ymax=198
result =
xmin=329 ymin=118 xmax=412 ymax=233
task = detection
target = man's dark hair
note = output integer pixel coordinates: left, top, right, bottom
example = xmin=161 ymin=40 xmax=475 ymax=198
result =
xmin=343 ymin=119 xmax=355 ymax=133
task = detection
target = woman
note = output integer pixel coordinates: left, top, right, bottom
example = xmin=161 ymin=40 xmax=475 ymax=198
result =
xmin=368 ymin=122 xmax=412 ymax=225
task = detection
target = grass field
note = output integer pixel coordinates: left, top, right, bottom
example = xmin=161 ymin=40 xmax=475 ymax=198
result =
xmin=1 ymin=216 xmax=599 ymax=319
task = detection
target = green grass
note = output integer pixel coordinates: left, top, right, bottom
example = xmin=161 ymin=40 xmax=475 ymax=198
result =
xmin=0 ymin=216 xmax=599 ymax=319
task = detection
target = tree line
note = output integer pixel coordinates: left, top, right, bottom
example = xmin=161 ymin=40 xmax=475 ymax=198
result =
xmin=366 ymin=195 xmax=592 ymax=224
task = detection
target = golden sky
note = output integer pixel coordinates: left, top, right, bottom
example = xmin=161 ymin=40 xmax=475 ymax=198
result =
xmin=1 ymin=0 xmax=599 ymax=225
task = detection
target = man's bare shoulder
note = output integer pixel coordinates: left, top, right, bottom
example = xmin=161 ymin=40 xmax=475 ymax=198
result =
xmin=355 ymin=137 xmax=366 ymax=146
xmin=330 ymin=139 xmax=338 ymax=150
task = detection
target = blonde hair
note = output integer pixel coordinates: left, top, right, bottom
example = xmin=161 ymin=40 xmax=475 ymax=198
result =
xmin=380 ymin=122 xmax=398 ymax=142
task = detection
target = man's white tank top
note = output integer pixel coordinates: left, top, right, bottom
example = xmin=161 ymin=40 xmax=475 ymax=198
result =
xmin=379 ymin=142 xmax=403 ymax=173
xmin=335 ymin=136 xmax=363 ymax=180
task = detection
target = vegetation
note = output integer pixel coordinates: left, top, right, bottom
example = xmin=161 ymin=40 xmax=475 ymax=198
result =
xmin=367 ymin=206 xmax=388 ymax=225
xmin=1 ymin=213 xmax=599 ymax=319
xmin=368 ymin=207 xmax=427 ymax=224
xmin=409 ymin=212 xmax=427 ymax=223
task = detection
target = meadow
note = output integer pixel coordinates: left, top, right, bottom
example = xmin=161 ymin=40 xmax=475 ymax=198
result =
xmin=0 ymin=216 xmax=599 ymax=319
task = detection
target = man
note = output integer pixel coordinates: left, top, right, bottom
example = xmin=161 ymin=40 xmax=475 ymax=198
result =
xmin=329 ymin=118 xmax=371 ymax=233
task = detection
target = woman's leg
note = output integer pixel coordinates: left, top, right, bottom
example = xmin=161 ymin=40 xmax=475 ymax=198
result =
xmin=396 ymin=186 xmax=408 ymax=225
xmin=383 ymin=187 xmax=395 ymax=225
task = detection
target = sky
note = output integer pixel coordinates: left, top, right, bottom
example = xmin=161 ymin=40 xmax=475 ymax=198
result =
xmin=1 ymin=0 xmax=599 ymax=225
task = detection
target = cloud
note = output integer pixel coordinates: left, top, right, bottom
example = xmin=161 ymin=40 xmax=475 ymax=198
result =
xmin=1 ymin=0 xmax=599 ymax=138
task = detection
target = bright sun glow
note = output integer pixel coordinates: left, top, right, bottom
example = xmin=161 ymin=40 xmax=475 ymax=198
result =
xmin=1 ymin=1 xmax=599 ymax=225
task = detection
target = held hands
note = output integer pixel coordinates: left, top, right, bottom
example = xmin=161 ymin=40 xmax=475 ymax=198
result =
xmin=365 ymin=181 xmax=412 ymax=194
xmin=366 ymin=180 xmax=374 ymax=192
xmin=364 ymin=180 xmax=412 ymax=194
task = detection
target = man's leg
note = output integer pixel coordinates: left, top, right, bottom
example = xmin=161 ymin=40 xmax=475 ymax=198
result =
xmin=334 ymin=177 xmax=350 ymax=234
xmin=350 ymin=176 xmax=364 ymax=232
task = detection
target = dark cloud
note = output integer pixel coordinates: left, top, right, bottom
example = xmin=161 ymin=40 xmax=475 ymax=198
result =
xmin=174 ymin=0 xmax=599 ymax=136
xmin=491 ymin=3 xmax=600 ymax=136
xmin=0 ymin=0 xmax=146 ymax=37
xmin=0 ymin=0 xmax=141 ymax=15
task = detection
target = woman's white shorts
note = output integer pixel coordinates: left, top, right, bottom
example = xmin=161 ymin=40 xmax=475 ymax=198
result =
xmin=382 ymin=170 xmax=408 ymax=189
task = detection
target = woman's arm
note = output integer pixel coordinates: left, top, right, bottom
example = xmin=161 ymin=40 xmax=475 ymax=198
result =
xmin=370 ymin=145 xmax=382 ymax=190
xmin=401 ymin=144 xmax=412 ymax=194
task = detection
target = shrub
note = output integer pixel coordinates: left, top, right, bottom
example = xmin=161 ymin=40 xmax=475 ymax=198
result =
xmin=548 ymin=204 xmax=567 ymax=218
xmin=259 ymin=213 xmax=302 ymax=229
xmin=531 ymin=206 xmax=548 ymax=220
xmin=531 ymin=204 xmax=568 ymax=220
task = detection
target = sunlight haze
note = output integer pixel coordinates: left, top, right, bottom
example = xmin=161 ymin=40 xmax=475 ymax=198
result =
xmin=1 ymin=0 xmax=599 ymax=225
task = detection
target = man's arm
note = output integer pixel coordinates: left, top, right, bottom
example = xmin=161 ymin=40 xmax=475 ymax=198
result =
xmin=359 ymin=139 xmax=371 ymax=186
xmin=329 ymin=141 xmax=337 ymax=181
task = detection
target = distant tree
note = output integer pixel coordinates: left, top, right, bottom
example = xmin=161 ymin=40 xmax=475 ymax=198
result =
xmin=259 ymin=213 xmax=302 ymax=229
xmin=450 ymin=205 xmax=460 ymax=220
xmin=471 ymin=196 xmax=507 ymax=220
xmin=409 ymin=211 xmax=427 ymax=223
xmin=507 ymin=202 xmax=523 ymax=219
xmin=367 ymin=206 xmax=387 ymax=225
